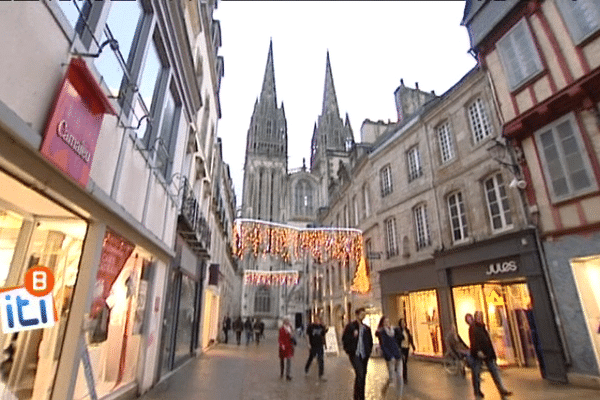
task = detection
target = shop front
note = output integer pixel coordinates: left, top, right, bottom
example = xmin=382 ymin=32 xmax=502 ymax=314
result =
xmin=380 ymin=229 xmax=567 ymax=382
xmin=0 ymin=168 xmax=87 ymax=399
xmin=158 ymin=239 xmax=203 ymax=378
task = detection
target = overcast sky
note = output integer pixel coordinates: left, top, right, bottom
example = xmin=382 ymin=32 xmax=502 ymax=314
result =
xmin=214 ymin=1 xmax=476 ymax=207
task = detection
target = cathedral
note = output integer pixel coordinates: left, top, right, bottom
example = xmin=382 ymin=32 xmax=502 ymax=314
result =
xmin=239 ymin=41 xmax=355 ymax=328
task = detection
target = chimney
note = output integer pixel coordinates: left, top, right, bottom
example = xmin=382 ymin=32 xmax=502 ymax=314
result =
xmin=431 ymin=90 xmax=435 ymax=95
xmin=415 ymin=82 xmax=419 ymax=90
xmin=400 ymin=78 xmax=404 ymax=86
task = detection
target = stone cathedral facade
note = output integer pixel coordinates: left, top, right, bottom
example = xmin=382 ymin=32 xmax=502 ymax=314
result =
xmin=239 ymin=41 xmax=355 ymax=328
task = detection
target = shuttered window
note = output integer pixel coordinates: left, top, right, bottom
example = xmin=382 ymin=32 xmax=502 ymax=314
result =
xmin=497 ymin=19 xmax=543 ymax=90
xmin=556 ymin=0 xmax=600 ymax=45
xmin=536 ymin=114 xmax=595 ymax=202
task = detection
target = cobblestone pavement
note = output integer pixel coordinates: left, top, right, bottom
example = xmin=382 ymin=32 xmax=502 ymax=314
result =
xmin=140 ymin=330 xmax=600 ymax=400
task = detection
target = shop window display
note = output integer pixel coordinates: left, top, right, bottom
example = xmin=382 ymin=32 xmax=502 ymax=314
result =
xmin=73 ymin=230 xmax=151 ymax=400
xmin=452 ymin=283 xmax=536 ymax=367
xmin=396 ymin=290 xmax=443 ymax=356
xmin=0 ymin=204 xmax=86 ymax=399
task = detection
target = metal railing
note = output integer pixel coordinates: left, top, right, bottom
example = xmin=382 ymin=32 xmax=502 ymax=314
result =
xmin=178 ymin=177 xmax=211 ymax=255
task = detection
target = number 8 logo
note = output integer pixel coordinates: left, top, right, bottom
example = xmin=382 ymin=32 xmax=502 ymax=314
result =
xmin=25 ymin=266 xmax=55 ymax=297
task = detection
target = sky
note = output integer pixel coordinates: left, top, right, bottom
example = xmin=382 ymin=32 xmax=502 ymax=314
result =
xmin=214 ymin=1 xmax=477 ymax=207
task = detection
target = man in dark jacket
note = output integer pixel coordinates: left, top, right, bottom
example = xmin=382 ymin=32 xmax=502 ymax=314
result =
xmin=232 ymin=316 xmax=243 ymax=345
xmin=305 ymin=315 xmax=328 ymax=380
xmin=342 ymin=308 xmax=373 ymax=400
xmin=469 ymin=311 xmax=513 ymax=399
xmin=222 ymin=314 xmax=231 ymax=344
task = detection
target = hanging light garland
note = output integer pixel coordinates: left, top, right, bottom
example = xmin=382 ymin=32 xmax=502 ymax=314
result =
xmin=243 ymin=270 xmax=300 ymax=286
xmin=232 ymin=218 xmax=364 ymax=265
xmin=350 ymin=255 xmax=371 ymax=294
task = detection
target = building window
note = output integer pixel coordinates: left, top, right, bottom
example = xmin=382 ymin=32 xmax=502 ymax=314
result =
xmin=447 ymin=192 xmax=468 ymax=243
xmin=413 ymin=204 xmax=431 ymax=250
xmin=468 ymin=98 xmax=493 ymax=143
xmin=484 ymin=173 xmax=513 ymax=232
xmin=385 ymin=217 xmax=399 ymax=258
xmin=363 ymin=184 xmax=371 ymax=218
xmin=352 ymin=195 xmax=359 ymax=226
xmin=535 ymin=114 xmax=596 ymax=202
xmin=396 ymin=290 xmax=443 ymax=356
xmin=437 ymin=122 xmax=455 ymax=163
xmin=154 ymin=85 xmax=181 ymax=179
xmin=497 ymin=18 xmax=543 ymax=90
xmin=254 ymin=286 xmax=271 ymax=313
xmin=380 ymin=164 xmax=393 ymax=197
xmin=556 ymin=0 xmax=600 ymax=45
xmin=343 ymin=205 xmax=349 ymax=228
xmin=295 ymin=180 xmax=313 ymax=216
xmin=407 ymin=146 xmax=422 ymax=182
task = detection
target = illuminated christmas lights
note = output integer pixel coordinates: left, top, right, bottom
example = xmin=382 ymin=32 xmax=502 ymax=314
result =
xmin=233 ymin=218 xmax=364 ymax=265
xmin=243 ymin=270 xmax=300 ymax=286
xmin=350 ymin=255 xmax=371 ymax=294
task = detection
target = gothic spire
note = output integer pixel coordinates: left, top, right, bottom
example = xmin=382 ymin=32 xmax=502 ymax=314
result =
xmin=322 ymin=51 xmax=340 ymax=117
xmin=259 ymin=39 xmax=277 ymax=107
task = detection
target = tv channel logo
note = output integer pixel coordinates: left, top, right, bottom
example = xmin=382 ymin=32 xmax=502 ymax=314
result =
xmin=0 ymin=266 xmax=57 ymax=334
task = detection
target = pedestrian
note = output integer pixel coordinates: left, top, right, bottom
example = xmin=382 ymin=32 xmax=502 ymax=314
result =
xmin=259 ymin=318 xmax=265 ymax=339
xmin=375 ymin=316 xmax=403 ymax=398
xmin=469 ymin=311 xmax=513 ymax=399
xmin=342 ymin=307 xmax=373 ymax=400
xmin=304 ymin=315 xmax=328 ymax=381
xmin=279 ymin=318 xmax=296 ymax=380
xmin=244 ymin=317 xmax=253 ymax=345
xmin=233 ymin=316 xmax=243 ymax=345
xmin=254 ymin=318 xmax=262 ymax=345
xmin=395 ymin=318 xmax=415 ymax=384
xmin=222 ymin=314 xmax=231 ymax=344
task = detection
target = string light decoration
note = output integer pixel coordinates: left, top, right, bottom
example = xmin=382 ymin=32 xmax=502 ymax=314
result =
xmin=244 ymin=270 xmax=299 ymax=286
xmin=233 ymin=218 xmax=364 ymax=265
xmin=350 ymin=255 xmax=371 ymax=294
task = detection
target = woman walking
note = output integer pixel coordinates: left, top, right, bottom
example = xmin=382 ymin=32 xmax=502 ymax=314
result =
xmin=278 ymin=318 xmax=295 ymax=380
xmin=376 ymin=316 xmax=404 ymax=398
xmin=395 ymin=318 xmax=416 ymax=384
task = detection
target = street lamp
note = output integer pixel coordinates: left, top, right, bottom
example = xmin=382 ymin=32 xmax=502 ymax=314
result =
xmin=486 ymin=137 xmax=527 ymax=189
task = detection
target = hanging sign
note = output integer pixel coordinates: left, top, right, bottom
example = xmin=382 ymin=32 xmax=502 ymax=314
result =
xmin=40 ymin=58 xmax=116 ymax=186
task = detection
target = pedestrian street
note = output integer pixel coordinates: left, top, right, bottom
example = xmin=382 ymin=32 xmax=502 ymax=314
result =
xmin=139 ymin=330 xmax=600 ymax=400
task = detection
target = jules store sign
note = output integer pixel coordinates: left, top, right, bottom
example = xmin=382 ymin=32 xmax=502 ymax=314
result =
xmin=0 ymin=266 xmax=57 ymax=334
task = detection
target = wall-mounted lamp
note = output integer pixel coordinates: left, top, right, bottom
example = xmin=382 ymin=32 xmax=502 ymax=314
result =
xmin=487 ymin=137 xmax=526 ymax=189
xmin=73 ymin=39 xmax=119 ymax=58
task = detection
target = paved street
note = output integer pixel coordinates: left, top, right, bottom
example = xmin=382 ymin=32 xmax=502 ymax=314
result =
xmin=140 ymin=330 xmax=600 ymax=400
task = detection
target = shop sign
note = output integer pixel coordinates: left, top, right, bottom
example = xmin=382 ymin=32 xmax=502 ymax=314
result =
xmin=0 ymin=266 xmax=57 ymax=334
xmin=486 ymin=260 xmax=518 ymax=276
xmin=40 ymin=58 xmax=116 ymax=187
xmin=90 ymin=229 xmax=135 ymax=318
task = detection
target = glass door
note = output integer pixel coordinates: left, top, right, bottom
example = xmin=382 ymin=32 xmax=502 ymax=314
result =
xmin=483 ymin=284 xmax=516 ymax=365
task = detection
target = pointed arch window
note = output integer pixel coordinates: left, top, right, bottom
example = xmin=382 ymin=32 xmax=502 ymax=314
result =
xmin=254 ymin=286 xmax=271 ymax=313
xmin=294 ymin=180 xmax=314 ymax=216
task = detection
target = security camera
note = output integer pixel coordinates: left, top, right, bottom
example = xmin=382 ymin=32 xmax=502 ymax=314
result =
xmin=509 ymin=178 xmax=527 ymax=189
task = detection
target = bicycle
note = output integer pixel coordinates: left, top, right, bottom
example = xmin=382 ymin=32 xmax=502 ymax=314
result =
xmin=443 ymin=351 xmax=467 ymax=376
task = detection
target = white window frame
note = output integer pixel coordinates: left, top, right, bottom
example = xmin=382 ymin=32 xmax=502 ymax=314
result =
xmin=413 ymin=204 xmax=431 ymax=250
xmin=556 ymin=0 xmax=600 ymax=45
xmin=534 ymin=113 xmax=597 ymax=203
xmin=385 ymin=217 xmax=399 ymax=258
xmin=380 ymin=164 xmax=393 ymax=197
xmin=497 ymin=18 xmax=544 ymax=91
xmin=437 ymin=122 xmax=455 ymax=163
xmin=484 ymin=173 xmax=513 ymax=232
xmin=468 ymin=98 xmax=493 ymax=143
xmin=407 ymin=146 xmax=422 ymax=182
xmin=447 ymin=192 xmax=469 ymax=244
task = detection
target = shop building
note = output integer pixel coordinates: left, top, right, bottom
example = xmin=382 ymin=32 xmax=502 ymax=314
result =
xmin=0 ymin=0 xmax=226 ymax=399
xmin=462 ymin=0 xmax=600 ymax=387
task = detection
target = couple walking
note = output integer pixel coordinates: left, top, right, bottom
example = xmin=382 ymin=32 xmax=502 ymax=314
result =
xmin=375 ymin=316 xmax=415 ymax=399
xmin=279 ymin=315 xmax=329 ymax=381
xmin=342 ymin=308 xmax=415 ymax=400
xmin=448 ymin=311 xmax=513 ymax=399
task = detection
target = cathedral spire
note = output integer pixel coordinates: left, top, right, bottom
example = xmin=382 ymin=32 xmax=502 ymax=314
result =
xmin=322 ymin=51 xmax=340 ymax=117
xmin=259 ymin=39 xmax=277 ymax=107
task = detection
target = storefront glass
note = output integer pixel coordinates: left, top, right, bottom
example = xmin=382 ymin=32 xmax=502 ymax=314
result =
xmin=570 ymin=256 xmax=600 ymax=370
xmin=452 ymin=282 xmax=536 ymax=367
xmin=396 ymin=289 xmax=443 ymax=356
xmin=174 ymin=274 xmax=195 ymax=365
xmin=0 ymin=181 xmax=87 ymax=399
xmin=73 ymin=230 xmax=151 ymax=400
